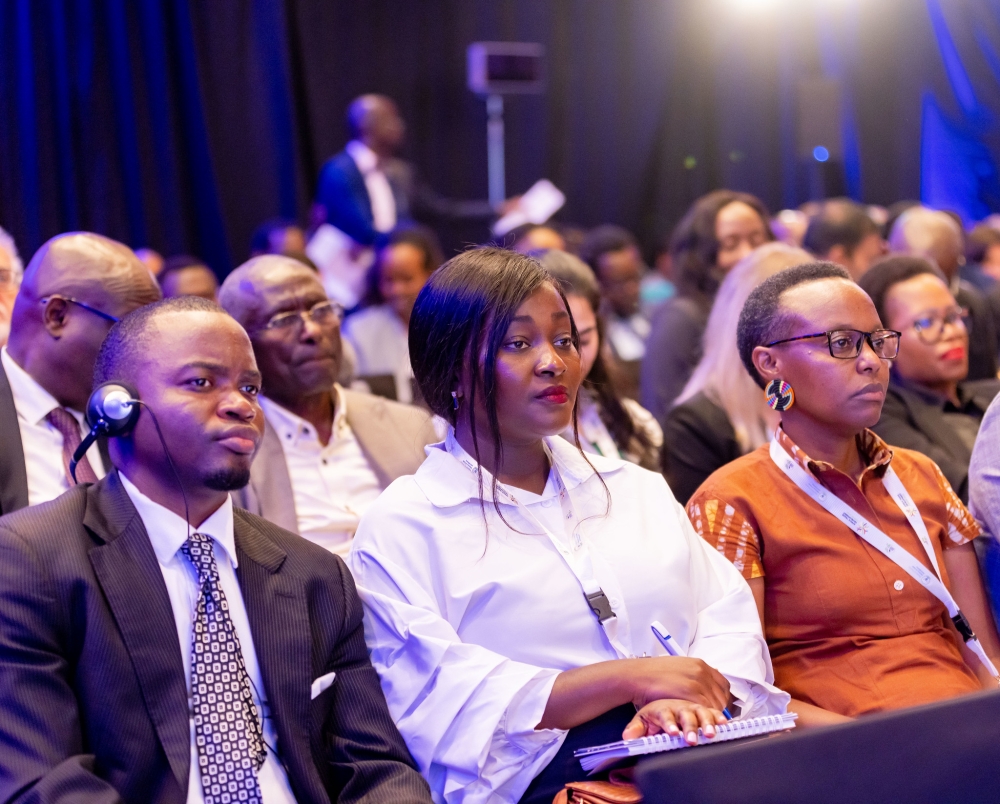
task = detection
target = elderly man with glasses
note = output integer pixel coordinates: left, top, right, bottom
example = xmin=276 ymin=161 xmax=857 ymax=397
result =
xmin=219 ymin=254 xmax=437 ymax=555
xmin=0 ymin=232 xmax=162 ymax=515
xmin=858 ymin=255 xmax=1000 ymax=504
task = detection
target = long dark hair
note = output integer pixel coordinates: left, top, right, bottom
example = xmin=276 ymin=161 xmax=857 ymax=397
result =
xmin=536 ymin=249 xmax=653 ymax=458
xmin=409 ymin=247 xmax=590 ymax=527
xmin=671 ymin=190 xmax=773 ymax=306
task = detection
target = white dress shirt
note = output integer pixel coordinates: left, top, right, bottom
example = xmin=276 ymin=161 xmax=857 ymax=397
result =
xmin=346 ymin=140 xmax=397 ymax=233
xmin=348 ymin=430 xmax=788 ymax=804
xmin=119 ymin=473 xmax=296 ymax=804
xmin=259 ymin=387 xmax=382 ymax=555
xmin=605 ymin=311 xmax=650 ymax=362
xmin=1 ymin=346 xmax=105 ymax=506
xmin=342 ymin=304 xmax=413 ymax=403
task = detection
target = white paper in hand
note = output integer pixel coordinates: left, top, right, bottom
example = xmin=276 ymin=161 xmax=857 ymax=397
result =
xmin=493 ymin=179 xmax=566 ymax=237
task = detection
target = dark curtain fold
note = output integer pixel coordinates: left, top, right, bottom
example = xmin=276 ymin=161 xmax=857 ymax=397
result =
xmin=1 ymin=0 xmax=999 ymax=276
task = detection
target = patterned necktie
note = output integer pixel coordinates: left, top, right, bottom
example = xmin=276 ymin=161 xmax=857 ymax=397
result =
xmin=46 ymin=407 xmax=98 ymax=484
xmin=180 ymin=532 xmax=266 ymax=804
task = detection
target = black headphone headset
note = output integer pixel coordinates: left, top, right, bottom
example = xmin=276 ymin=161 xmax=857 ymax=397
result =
xmin=70 ymin=381 xmax=141 ymax=483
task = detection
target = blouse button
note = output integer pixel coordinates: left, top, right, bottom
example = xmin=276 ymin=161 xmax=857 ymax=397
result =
xmin=893 ymin=580 xmax=904 ymax=591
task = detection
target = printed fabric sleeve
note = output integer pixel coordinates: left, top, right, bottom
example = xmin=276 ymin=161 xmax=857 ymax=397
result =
xmin=931 ymin=461 xmax=981 ymax=548
xmin=348 ymin=545 xmax=565 ymax=804
xmin=686 ymin=492 xmax=764 ymax=580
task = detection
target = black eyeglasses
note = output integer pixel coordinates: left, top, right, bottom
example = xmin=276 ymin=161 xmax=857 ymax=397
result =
xmin=39 ymin=295 xmax=119 ymax=324
xmin=258 ymin=300 xmax=344 ymax=333
xmin=766 ymin=329 xmax=901 ymax=360
xmin=912 ymin=307 xmax=968 ymax=344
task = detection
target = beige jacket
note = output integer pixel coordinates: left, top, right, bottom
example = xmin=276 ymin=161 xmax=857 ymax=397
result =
xmin=235 ymin=388 xmax=438 ymax=534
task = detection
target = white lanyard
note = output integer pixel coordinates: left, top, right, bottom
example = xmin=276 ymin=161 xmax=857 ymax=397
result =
xmin=451 ymin=442 xmax=632 ymax=659
xmin=769 ymin=438 xmax=998 ymax=679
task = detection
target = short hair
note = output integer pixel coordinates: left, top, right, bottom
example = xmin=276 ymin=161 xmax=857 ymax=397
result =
xmin=967 ymin=224 xmax=1000 ymax=264
xmin=580 ymin=225 xmax=638 ymax=274
xmin=362 ymin=225 xmax=444 ymax=307
xmin=856 ymin=255 xmax=944 ymax=328
xmin=737 ymin=261 xmax=852 ymax=388
xmin=536 ymin=249 xmax=600 ymax=312
xmin=0 ymin=225 xmax=24 ymax=282
xmin=803 ymin=201 xmax=880 ymax=257
xmin=94 ymin=296 xmax=228 ymax=388
xmin=249 ymin=219 xmax=299 ymax=255
xmin=158 ymin=254 xmax=213 ymax=282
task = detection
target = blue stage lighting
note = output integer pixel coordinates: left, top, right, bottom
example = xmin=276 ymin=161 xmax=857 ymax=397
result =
xmin=813 ymin=146 xmax=830 ymax=162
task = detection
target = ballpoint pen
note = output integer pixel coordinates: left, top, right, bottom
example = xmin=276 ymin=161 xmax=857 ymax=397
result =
xmin=651 ymin=621 xmax=733 ymax=720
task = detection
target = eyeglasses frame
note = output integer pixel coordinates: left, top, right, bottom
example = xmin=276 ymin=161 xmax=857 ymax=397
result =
xmin=765 ymin=328 xmax=902 ymax=360
xmin=39 ymin=294 xmax=120 ymax=324
xmin=256 ymin=299 xmax=345 ymax=334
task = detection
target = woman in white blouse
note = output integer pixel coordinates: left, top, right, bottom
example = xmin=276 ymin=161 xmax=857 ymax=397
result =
xmin=348 ymin=247 xmax=787 ymax=804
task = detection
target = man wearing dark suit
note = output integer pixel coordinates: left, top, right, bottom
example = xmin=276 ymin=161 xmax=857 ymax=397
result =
xmin=0 ymin=296 xmax=431 ymax=803
xmin=313 ymin=94 xmax=497 ymax=250
xmin=0 ymin=232 xmax=161 ymax=515
xmin=218 ymin=255 xmax=438 ymax=556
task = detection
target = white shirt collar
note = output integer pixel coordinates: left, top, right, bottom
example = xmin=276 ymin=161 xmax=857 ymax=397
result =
xmin=119 ymin=471 xmax=238 ymax=570
xmin=345 ymin=140 xmax=380 ymax=175
xmin=415 ymin=426 xmax=625 ymax=508
xmin=258 ymin=385 xmax=347 ymax=449
xmin=1 ymin=345 xmax=80 ymax=426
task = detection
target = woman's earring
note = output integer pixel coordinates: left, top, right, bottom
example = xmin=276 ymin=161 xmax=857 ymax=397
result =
xmin=451 ymin=391 xmax=460 ymax=411
xmin=765 ymin=379 xmax=795 ymax=412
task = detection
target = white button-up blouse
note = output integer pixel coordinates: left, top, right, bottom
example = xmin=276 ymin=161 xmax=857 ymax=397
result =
xmin=348 ymin=431 xmax=787 ymax=804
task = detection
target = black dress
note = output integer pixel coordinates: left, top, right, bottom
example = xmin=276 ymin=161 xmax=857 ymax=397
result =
xmin=661 ymin=391 xmax=741 ymax=505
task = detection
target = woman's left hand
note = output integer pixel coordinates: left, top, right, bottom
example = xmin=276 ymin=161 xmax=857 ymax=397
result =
xmin=622 ymin=699 xmax=728 ymax=745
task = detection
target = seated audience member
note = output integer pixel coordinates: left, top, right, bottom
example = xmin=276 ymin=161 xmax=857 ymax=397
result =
xmin=802 ymin=199 xmax=885 ymax=280
xmin=134 ymin=246 xmax=164 ymax=278
xmin=962 ymin=223 xmax=1000 ymax=291
xmin=218 ymin=255 xmax=437 ymax=555
xmin=158 ymin=253 xmax=219 ymax=300
xmin=0 ymin=233 xmax=161 ymax=515
xmin=348 ymin=247 xmax=787 ymax=804
xmin=664 ymin=243 xmax=812 ymax=503
xmin=538 ymin=249 xmax=662 ymax=469
xmin=342 ymin=226 xmax=443 ymax=403
xmin=858 ymin=256 xmax=999 ymax=502
xmin=250 ymin=218 xmax=308 ymax=259
xmin=0 ymin=225 xmax=23 ymax=347
xmin=511 ymin=223 xmax=567 ymax=254
xmin=688 ymin=262 xmax=1000 ymax=725
xmin=642 ymin=190 xmax=773 ymax=422
xmin=581 ymin=225 xmax=649 ymax=362
xmin=770 ymin=209 xmax=808 ymax=247
xmin=0 ymin=295 xmax=431 ymax=803
xmin=890 ymin=206 xmax=998 ymax=381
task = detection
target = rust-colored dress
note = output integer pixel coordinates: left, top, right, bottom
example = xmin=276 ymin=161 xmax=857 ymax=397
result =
xmin=687 ymin=427 xmax=982 ymax=717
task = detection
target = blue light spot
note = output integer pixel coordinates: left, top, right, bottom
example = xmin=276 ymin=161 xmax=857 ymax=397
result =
xmin=813 ymin=146 xmax=830 ymax=162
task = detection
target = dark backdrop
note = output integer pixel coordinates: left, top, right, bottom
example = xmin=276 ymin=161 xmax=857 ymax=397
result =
xmin=2 ymin=0 xmax=999 ymax=276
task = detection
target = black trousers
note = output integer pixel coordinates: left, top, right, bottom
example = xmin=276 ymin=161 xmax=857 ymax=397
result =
xmin=518 ymin=704 xmax=635 ymax=804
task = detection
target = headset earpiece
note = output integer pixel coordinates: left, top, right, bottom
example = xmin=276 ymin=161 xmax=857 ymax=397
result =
xmin=86 ymin=382 xmax=141 ymax=437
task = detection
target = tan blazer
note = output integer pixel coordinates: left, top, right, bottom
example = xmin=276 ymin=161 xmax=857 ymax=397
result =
xmin=235 ymin=388 xmax=439 ymax=534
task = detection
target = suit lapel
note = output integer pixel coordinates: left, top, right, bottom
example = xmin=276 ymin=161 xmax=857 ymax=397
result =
xmin=0 ymin=361 xmax=29 ymax=514
xmin=85 ymin=472 xmax=191 ymax=791
xmin=248 ymin=419 xmax=300 ymax=533
xmin=896 ymin=384 xmax=969 ymax=460
xmin=343 ymin=153 xmax=375 ymax=226
xmin=234 ymin=513 xmax=313 ymax=777
xmin=343 ymin=390 xmax=403 ymax=488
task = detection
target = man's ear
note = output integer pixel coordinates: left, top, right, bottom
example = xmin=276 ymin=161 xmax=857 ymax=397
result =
xmin=826 ymin=244 xmax=848 ymax=268
xmin=752 ymin=345 xmax=782 ymax=386
xmin=41 ymin=297 xmax=70 ymax=338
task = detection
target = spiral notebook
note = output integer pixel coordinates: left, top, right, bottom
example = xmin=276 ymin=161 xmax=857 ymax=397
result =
xmin=574 ymin=713 xmax=798 ymax=773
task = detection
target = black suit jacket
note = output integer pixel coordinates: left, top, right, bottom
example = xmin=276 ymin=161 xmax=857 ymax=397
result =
xmin=0 ymin=361 xmax=111 ymax=517
xmin=314 ymin=149 xmax=493 ymax=248
xmin=873 ymin=377 xmax=1000 ymax=503
xmin=0 ymin=471 xmax=431 ymax=804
